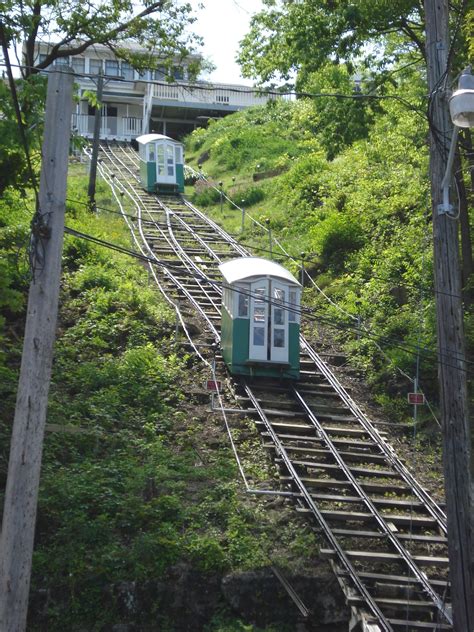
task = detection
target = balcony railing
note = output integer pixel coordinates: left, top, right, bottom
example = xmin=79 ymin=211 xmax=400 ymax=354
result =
xmin=72 ymin=114 xmax=142 ymax=139
xmin=152 ymin=82 xmax=280 ymax=108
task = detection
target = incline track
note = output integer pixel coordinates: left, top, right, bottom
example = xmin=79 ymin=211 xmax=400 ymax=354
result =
xmin=90 ymin=142 xmax=452 ymax=632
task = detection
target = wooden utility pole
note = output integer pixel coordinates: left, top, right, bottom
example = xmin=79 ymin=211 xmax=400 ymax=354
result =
xmin=423 ymin=2 xmax=473 ymax=630
xmin=87 ymin=70 xmax=104 ymax=211
xmin=0 ymin=68 xmax=74 ymax=632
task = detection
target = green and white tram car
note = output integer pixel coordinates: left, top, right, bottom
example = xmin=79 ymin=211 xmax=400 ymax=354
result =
xmin=136 ymin=133 xmax=184 ymax=194
xmin=219 ymin=257 xmax=301 ymax=379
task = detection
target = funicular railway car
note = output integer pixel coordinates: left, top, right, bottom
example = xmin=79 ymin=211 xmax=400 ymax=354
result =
xmin=136 ymin=133 xmax=184 ymax=194
xmin=219 ymin=257 xmax=301 ymax=379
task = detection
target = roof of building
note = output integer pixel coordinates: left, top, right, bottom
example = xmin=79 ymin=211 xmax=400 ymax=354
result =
xmin=219 ymin=257 xmax=301 ymax=286
xmin=136 ymin=133 xmax=182 ymax=145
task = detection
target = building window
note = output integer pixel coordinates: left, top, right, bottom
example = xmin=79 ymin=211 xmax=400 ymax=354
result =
xmin=121 ymin=61 xmax=134 ymax=81
xmin=105 ymin=59 xmax=119 ymax=77
xmin=173 ymin=66 xmax=184 ymax=80
xmin=154 ymin=66 xmax=166 ymax=80
xmin=55 ymin=56 xmax=69 ymax=67
xmin=89 ymin=58 xmax=102 ymax=75
xmin=216 ymin=95 xmax=230 ymax=104
xmin=237 ymin=284 xmax=249 ymax=317
xmin=71 ymin=57 xmax=85 ymax=74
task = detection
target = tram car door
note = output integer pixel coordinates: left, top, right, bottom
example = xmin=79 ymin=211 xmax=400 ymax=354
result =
xmin=219 ymin=257 xmax=301 ymax=380
xmin=249 ymin=280 xmax=289 ymax=364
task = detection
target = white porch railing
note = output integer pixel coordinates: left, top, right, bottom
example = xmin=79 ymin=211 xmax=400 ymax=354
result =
xmin=123 ymin=116 xmax=143 ymax=136
xmin=152 ymin=82 xmax=280 ymax=108
xmin=72 ymin=114 xmax=142 ymax=139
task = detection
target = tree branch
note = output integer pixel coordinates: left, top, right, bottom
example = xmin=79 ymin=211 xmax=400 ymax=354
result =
xmin=29 ymin=1 xmax=167 ymax=76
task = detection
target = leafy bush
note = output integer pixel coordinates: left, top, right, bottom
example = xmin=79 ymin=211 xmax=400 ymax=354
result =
xmin=312 ymin=212 xmax=365 ymax=272
xmin=234 ymin=185 xmax=265 ymax=207
xmin=192 ymin=180 xmax=222 ymax=206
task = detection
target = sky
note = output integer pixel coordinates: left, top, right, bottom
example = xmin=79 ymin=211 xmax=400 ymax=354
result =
xmin=191 ymin=0 xmax=263 ymax=85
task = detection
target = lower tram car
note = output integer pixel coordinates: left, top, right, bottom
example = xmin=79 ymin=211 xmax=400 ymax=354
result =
xmin=219 ymin=257 xmax=301 ymax=379
xmin=136 ymin=133 xmax=184 ymax=194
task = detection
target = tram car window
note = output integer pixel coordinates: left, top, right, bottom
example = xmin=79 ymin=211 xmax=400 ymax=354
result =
xmin=136 ymin=134 xmax=184 ymax=194
xmin=219 ymin=257 xmax=301 ymax=379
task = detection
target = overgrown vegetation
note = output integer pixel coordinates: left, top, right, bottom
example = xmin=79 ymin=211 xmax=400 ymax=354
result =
xmin=184 ymin=63 xmax=473 ymax=429
xmin=0 ymin=166 xmax=320 ymax=631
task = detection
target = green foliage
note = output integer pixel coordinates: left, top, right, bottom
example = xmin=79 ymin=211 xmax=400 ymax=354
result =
xmin=192 ymin=181 xmax=222 ymax=207
xmin=0 ymin=189 xmax=31 ymax=428
xmin=4 ymin=0 xmax=202 ymax=81
xmin=186 ymin=101 xmax=311 ymax=178
xmin=204 ymin=611 xmax=291 ymax=632
xmin=311 ymin=212 xmax=365 ymax=272
xmin=298 ymin=63 xmax=379 ymax=159
xmin=237 ymin=0 xmax=424 ymax=83
xmin=187 ymin=536 xmax=228 ymax=572
xmin=0 ymin=76 xmax=46 ymax=193
xmin=235 ymin=184 xmax=265 ymax=208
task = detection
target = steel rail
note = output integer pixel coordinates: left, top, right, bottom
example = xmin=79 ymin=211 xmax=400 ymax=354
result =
xmin=292 ymin=386 xmax=452 ymax=625
xmin=163 ymin=203 xmax=226 ymax=264
xmin=97 ymin=144 xmax=452 ymax=631
xmin=89 ymin=147 xmax=210 ymax=368
xmin=162 ymin=206 xmax=222 ymax=316
xmin=101 ymin=145 xmax=447 ymax=536
xmin=300 ymin=342 xmax=448 ymax=534
xmin=101 ymin=141 xmax=141 ymax=184
xmin=96 ymin=144 xmax=221 ymax=341
xmin=181 ymin=197 xmax=248 ymax=257
xmin=243 ymin=381 xmax=394 ymax=632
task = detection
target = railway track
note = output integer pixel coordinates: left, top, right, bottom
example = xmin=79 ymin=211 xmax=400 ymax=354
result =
xmin=88 ymin=142 xmax=452 ymax=632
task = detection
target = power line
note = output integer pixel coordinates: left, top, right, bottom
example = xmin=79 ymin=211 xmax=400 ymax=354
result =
xmin=0 ymin=61 xmax=428 ymax=114
xmin=64 ymin=195 xmax=466 ymax=302
xmin=63 ymin=225 xmax=473 ymax=375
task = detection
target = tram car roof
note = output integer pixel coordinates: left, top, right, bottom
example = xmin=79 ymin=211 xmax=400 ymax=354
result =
xmin=135 ymin=133 xmax=182 ymax=145
xmin=219 ymin=257 xmax=301 ymax=286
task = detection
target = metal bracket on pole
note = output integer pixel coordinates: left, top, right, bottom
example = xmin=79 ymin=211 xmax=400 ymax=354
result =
xmin=437 ymin=125 xmax=459 ymax=215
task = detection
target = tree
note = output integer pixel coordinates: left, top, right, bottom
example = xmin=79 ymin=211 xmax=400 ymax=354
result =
xmin=0 ymin=1 xmax=204 ymax=191
xmin=238 ymin=0 xmax=473 ymax=302
xmin=0 ymin=71 xmax=47 ymax=194
xmin=0 ymin=0 xmax=202 ymax=79
xmin=237 ymin=0 xmax=425 ymax=85
xmin=298 ymin=62 xmax=379 ymax=159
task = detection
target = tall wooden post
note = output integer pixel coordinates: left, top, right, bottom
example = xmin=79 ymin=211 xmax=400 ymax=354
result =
xmin=87 ymin=70 xmax=104 ymax=211
xmin=0 ymin=68 xmax=74 ymax=632
xmin=423 ymin=2 xmax=473 ymax=630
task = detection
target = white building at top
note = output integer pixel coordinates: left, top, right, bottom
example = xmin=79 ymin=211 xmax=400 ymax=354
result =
xmin=34 ymin=42 xmax=280 ymax=142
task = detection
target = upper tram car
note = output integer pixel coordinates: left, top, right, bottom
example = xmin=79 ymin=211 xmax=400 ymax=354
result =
xmin=136 ymin=133 xmax=184 ymax=194
xmin=219 ymin=257 xmax=301 ymax=379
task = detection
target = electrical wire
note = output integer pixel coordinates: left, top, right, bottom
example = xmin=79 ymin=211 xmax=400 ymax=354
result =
xmin=63 ymin=224 xmax=474 ymax=376
xmin=94 ymin=149 xmax=471 ymax=373
xmin=1 ymin=61 xmax=428 ymax=116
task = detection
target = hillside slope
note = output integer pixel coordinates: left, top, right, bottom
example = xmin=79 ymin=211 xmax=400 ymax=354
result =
xmin=183 ymin=89 xmax=473 ymax=431
xmin=0 ymin=167 xmax=348 ymax=631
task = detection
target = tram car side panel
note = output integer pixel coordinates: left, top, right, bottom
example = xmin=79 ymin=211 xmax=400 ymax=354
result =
xmin=175 ymin=161 xmax=185 ymax=193
xmin=136 ymin=133 xmax=184 ymax=194
xmin=221 ymin=288 xmax=250 ymax=375
xmin=219 ymin=258 xmax=301 ymax=380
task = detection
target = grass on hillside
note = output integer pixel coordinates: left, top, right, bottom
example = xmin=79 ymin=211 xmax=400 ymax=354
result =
xmin=1 ymin=160 xmax=323 ymax=632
